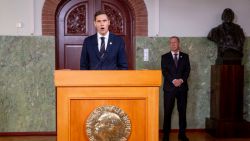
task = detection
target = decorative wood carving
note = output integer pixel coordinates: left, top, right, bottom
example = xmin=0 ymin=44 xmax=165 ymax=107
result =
xmin=103 ymin=4 xmax=124 ymax=34
xmin=66 ymin=4 xmax=87 ymax=35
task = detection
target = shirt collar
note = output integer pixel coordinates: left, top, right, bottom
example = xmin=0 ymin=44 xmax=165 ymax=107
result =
xmin=171 ymin=51 xmax=180 ymax=55
xmin=97 ymin=31 xmax=109 ymax=39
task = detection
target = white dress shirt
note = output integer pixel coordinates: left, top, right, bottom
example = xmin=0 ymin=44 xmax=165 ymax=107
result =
xmin=97 ymin=31 xmax=109 ymax=51
xmin=171 ymin=51 xmax=180 ymax=60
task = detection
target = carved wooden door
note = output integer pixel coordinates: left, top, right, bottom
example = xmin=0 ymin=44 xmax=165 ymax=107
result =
xmin=56 ymin=0 xmax=134 ymax=70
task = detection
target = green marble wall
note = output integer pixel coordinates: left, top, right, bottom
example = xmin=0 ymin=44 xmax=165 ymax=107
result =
xmin=0 ymin=36 xmax=55 ymax=131
xmin=0 ymin=36 xmax=249 ymax=131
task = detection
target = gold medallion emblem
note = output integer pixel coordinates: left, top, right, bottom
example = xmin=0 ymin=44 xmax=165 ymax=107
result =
xmin=86 ymin=105 xmax=131 ymax=141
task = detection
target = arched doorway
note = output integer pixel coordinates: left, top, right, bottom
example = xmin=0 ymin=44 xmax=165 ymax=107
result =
xmin=55 ymin=0 xmax=135 ymax=69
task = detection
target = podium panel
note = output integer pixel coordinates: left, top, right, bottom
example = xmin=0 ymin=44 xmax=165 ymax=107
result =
xmin=55 ymin=70 xmax=161 ymax=141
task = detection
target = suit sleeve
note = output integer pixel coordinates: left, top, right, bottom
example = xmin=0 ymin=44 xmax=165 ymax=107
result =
xmin=80 ymin=39 xmax=89 ymax=70
xmin=161 ymin=55 xmax=174 ymax=83
xmin=117 ymin=38 xmax=128 ymax=70
xmin=161 ymin=55 xmax=167 ymax=77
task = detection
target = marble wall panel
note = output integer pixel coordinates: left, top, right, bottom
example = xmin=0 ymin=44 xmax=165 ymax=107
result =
xmin=0 ymin=36 xmax=249 ymax=131
xmin=0 ymin=36 xmax=55 ymax=131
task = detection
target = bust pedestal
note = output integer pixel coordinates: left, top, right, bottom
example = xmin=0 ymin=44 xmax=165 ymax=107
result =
xmin=205 ymin=65 xmax=250 ymax=137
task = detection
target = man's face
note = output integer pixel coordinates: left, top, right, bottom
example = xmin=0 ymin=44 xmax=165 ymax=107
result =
xmin=169 ymin=38 xmax=180 ymax=52
xmin=94 ymin=14 xmax=110 ymax=36
xmin=222 ymin=9 xmax=234 ymax=23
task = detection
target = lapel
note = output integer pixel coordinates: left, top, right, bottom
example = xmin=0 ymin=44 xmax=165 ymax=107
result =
xmin=177 ymin=52 xmax=184 ymax=67
xmin=92 ymin=34 xmax=101 ymax=60
xmin=167 ymin=52 xmax=176 ymax=67
xmin=167 ymin=52 xmax=183 ymax=68
xmin=105 ymin=33 xmax=114 ymax=54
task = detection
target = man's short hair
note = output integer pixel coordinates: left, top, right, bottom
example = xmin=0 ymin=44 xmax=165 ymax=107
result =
xmin=169 ymin=36 xmax=180 ymax=42
xmin=94 ymin=10 xmax=109 ymax=21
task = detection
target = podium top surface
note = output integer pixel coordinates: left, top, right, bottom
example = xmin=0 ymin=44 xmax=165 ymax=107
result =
xmin=54 ymin=70 xmax=162 ymax=87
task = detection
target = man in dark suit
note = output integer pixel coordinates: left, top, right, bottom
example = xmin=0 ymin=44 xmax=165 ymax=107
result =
xmin=80 ymin=10 xmax=128 ymax=70
xmin=161 ymin=36 xmax=191 ymax=141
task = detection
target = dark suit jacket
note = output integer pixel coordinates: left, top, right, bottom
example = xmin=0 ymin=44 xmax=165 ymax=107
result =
xmin=161 ymin=52 xmax=190 ymax=92
xmin=80 ymin=32 xmax=128 ymax=70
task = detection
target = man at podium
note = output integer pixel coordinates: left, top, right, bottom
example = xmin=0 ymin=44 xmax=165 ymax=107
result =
xmin=80 ymin=10 xmax=128 ymax=70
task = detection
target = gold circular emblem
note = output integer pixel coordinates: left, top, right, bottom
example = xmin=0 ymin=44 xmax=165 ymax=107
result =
xmin=86 ymin=105 xmax=131 ymax=141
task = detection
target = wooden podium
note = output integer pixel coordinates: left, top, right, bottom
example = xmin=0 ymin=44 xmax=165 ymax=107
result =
xmin=54 ymin=70 xmax=161 ymax=141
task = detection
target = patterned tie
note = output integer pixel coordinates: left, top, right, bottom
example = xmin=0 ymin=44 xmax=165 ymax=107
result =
xmin=100 ymin=37 xmax=105 ymax=58
xmin=174 ymin=53 xmax=178 ymax=67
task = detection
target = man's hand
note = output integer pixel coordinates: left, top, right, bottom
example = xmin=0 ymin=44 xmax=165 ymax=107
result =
xmin=172 ymin=79 xmax=184 ymax=87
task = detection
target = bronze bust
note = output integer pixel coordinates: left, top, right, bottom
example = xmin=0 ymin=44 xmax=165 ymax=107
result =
xmin=207 ymin=8 xmax=245 ymax=65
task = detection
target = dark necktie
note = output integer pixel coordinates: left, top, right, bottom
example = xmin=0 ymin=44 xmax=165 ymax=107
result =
xmin=174 ymin=54 xmax=178 ymax=67
xmin=100 ymin=37 xmax=105 ymax=58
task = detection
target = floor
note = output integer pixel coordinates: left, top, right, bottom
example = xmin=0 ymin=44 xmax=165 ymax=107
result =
xmin=0 ymin=132 xmax=250 ymax=141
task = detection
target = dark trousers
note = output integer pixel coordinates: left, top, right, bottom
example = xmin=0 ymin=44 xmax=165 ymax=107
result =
xmin=163 ymin=89 xmax=188 ymax=136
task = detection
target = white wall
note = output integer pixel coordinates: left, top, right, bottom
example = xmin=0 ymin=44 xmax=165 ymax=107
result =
xmin=156 ymin=0 xmax=250 ymax=37
xmin=144 ymin=0 xmax=160 ymax=37
xmin=0 ymin=0 xmax=249 ymax=36
xmin=0 ymin=0 xmax=44 ymax=36
xmin=34 ymin=0 xmax=45 ymax=35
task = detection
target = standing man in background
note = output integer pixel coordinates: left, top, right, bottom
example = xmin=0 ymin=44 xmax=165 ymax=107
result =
xmin=80 ymin=10 xmax=128 ymax=70
xmin=161 ymin=36 xmax=191 ymax=141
